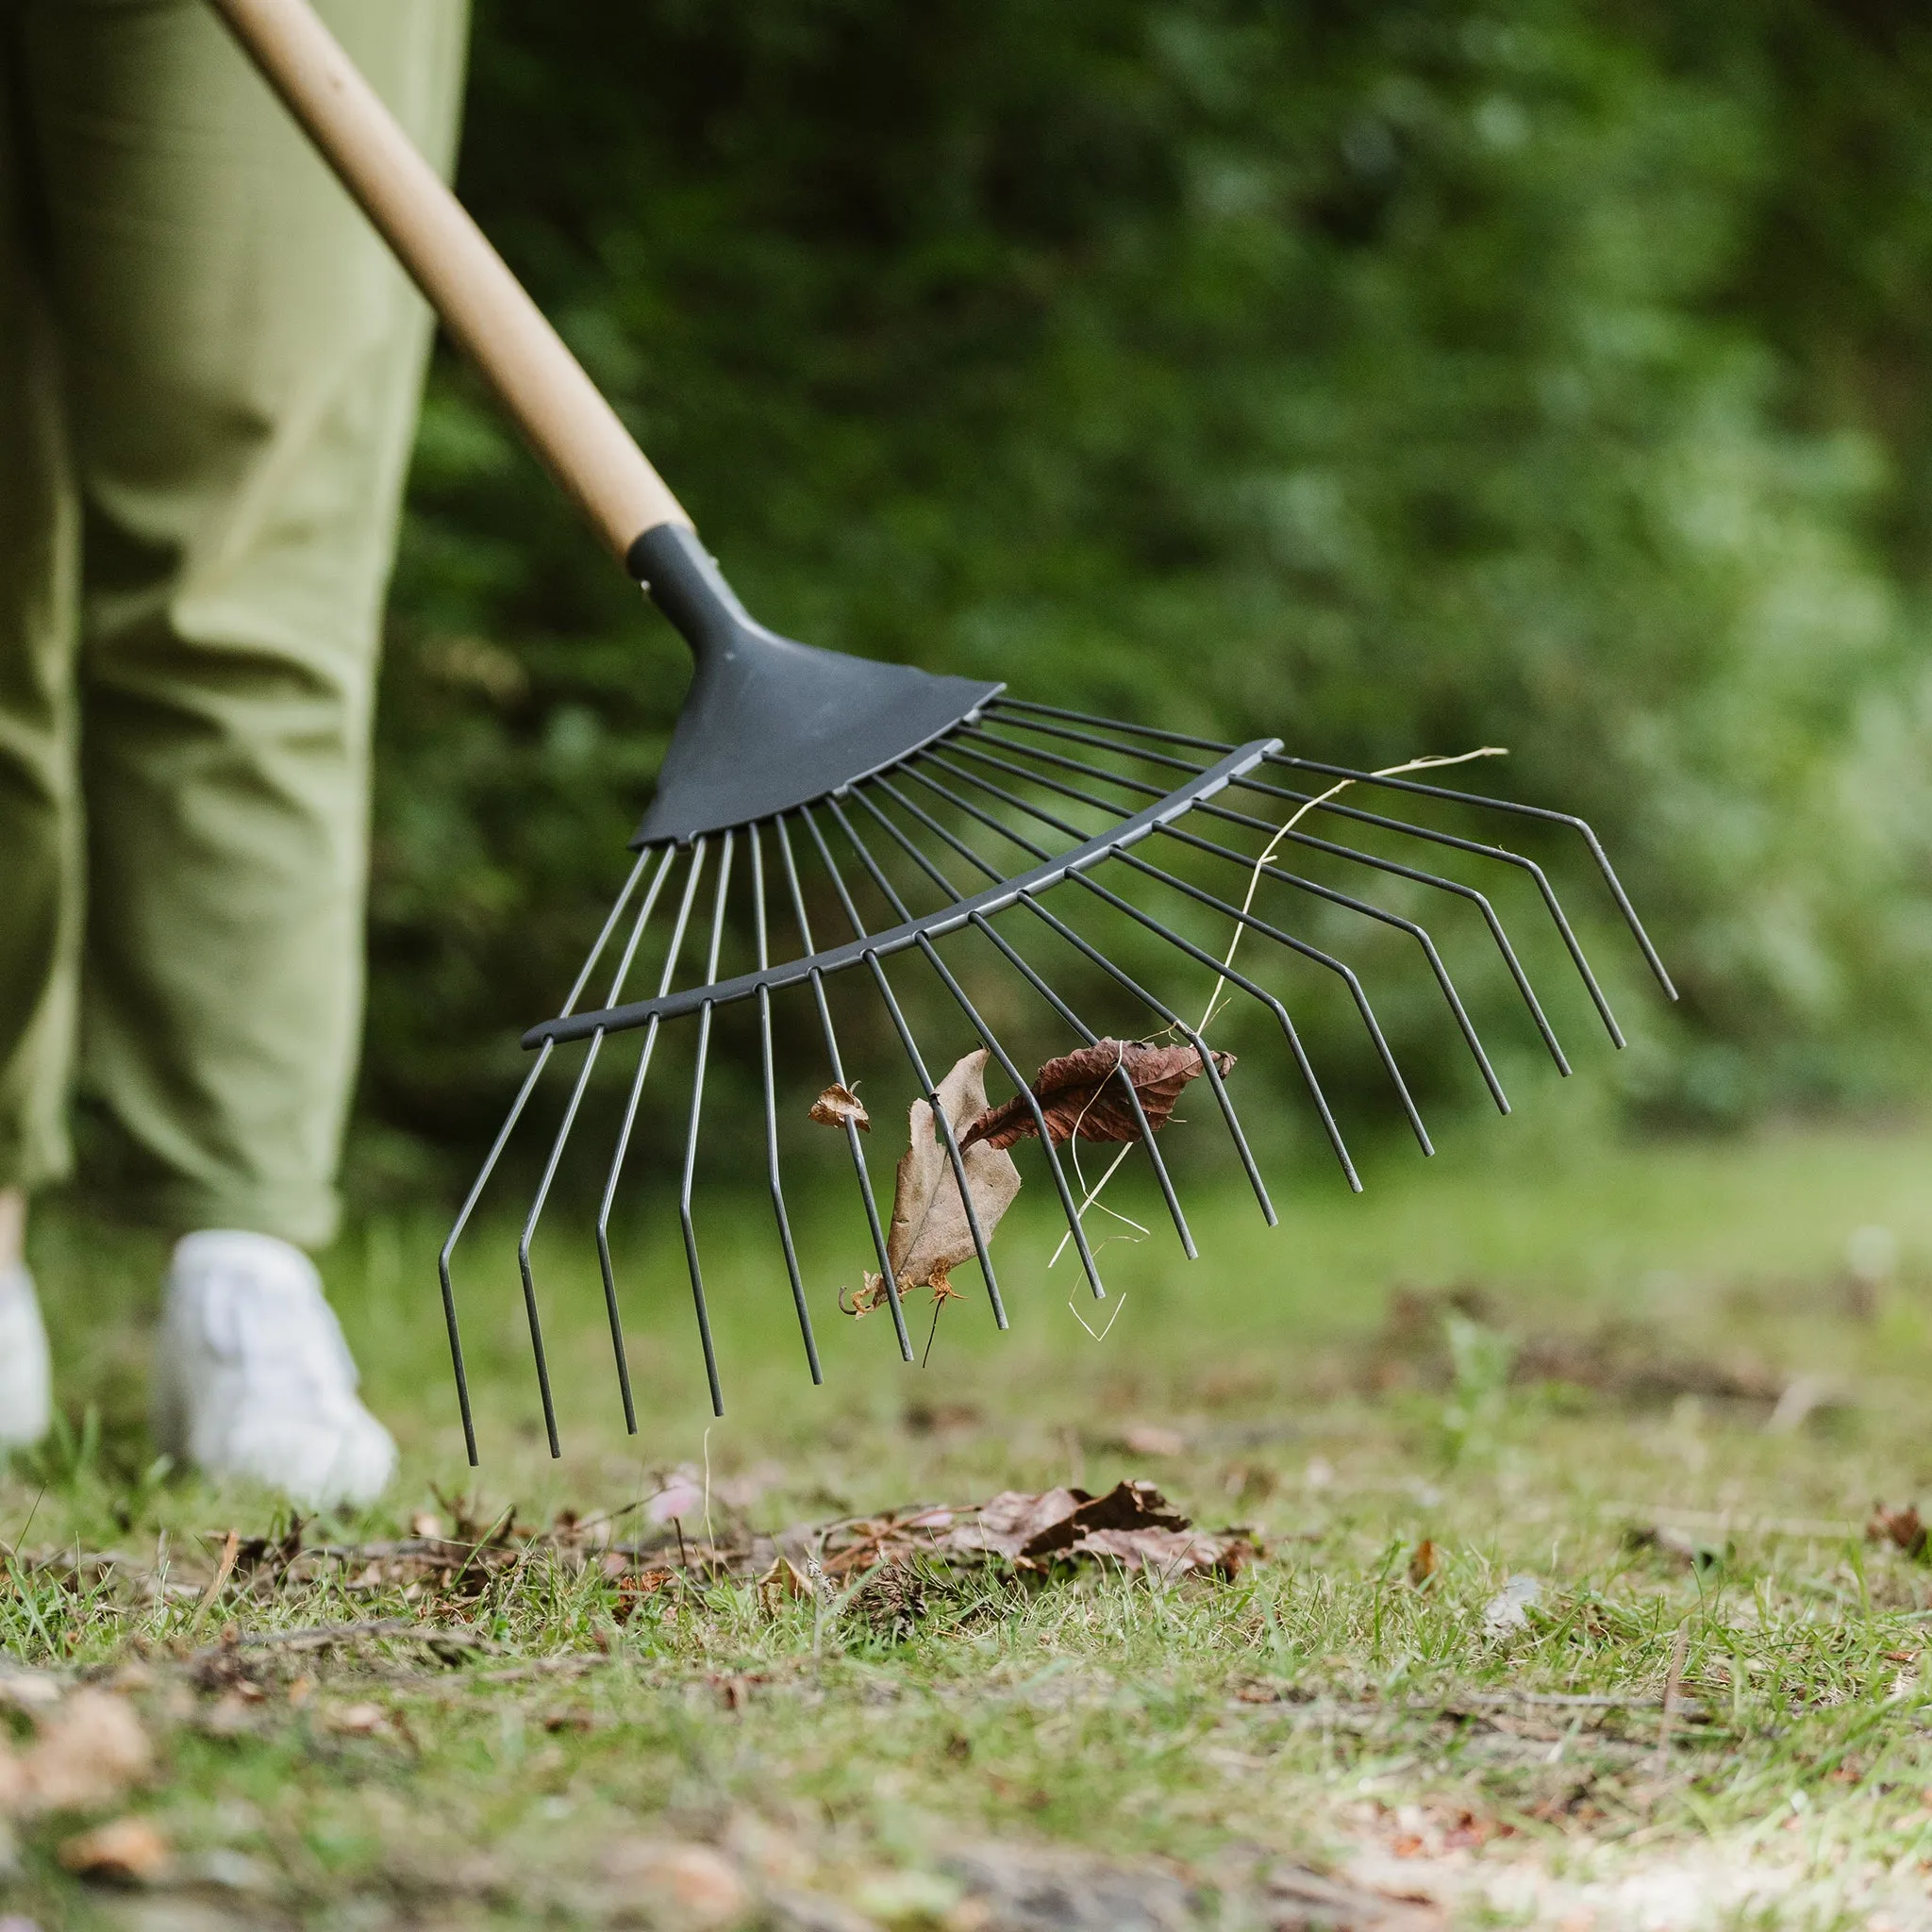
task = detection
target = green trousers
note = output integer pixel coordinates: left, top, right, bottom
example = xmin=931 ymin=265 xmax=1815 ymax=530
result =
xmin=0 ymin=0 xmax=467 ymax=1247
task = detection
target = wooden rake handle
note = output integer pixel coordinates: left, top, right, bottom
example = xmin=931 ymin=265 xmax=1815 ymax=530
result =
xmin=207 ymin=0 xmax=691 ymax=562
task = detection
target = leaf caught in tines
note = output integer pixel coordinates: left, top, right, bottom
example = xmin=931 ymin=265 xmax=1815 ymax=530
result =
xmin=961 ymin=1039 xmax=1236 ymax=1153
xmin=840 ymin=1273 xmax=893 ymax=1320
xmin=808 ymin=1083 xmax=870 ymax=1133
xmin=883 ymin=1050 xmax=1022 ymax=1292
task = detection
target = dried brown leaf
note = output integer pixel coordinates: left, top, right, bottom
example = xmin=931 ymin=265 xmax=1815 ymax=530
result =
xmin=758 ymin=1557 xmax=814 ymax=1614
xmin=12 ymin=1690 xmax=154 ymax=1815
xmin=597 ymin=1840 xmax=748 ymax=1924
xmin=937 ymin=1479 xmax=1247 ymax=1576
xmin=961 ymin=1039 xmax=1236 ymax=1152
xmin=885 ymin=1049 xmax=1021 ymax=1291
xmin=1867 ymin=1503 xmax=1928 ymax=1557
xmin=329 ymin=1701 xmax=390 ymax=1737
xmin=614 ymin=1570 xmax=678 ymax=1623
xmin=808 ymin=1083 xmax=871 ymax=1133
xmin=58 ymin=1814 xmax=171 ymax=1885
xmin=1407 ymin=1539 xmax=1441 ymax=1587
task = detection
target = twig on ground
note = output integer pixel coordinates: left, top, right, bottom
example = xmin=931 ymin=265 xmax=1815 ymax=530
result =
xmin=192 ymin=1529 xmax=240 ymax=1629
xmin=1654 ymin=1626 xmax=1690 ymax=1773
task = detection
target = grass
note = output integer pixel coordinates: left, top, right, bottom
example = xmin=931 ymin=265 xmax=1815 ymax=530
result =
xmin=9 ymin=1114 xmax=1932 ymax=1927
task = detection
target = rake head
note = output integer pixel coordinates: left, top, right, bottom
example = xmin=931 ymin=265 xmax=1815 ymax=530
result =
xmin=438 ymin=529 xmax=1676 ymax=1465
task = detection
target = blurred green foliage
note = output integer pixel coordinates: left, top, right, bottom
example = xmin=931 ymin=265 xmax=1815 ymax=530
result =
xmin=369 ymin=0 xmax=1932 ymax=1172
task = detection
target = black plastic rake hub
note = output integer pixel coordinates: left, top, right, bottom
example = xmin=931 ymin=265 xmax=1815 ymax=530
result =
xmin=437 ymin=540 xmax=1676 ymax=1469
xmin=625 ymin=525 xmax=1004 ymax=844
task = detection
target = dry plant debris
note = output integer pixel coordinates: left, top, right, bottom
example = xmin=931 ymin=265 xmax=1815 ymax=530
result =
xmin=0 ymin=1689 xmax=154 ymax=1817
xmin=56 ymin=1813 xmax=172 ymax=1885
xmin=848 ymin=1048 xmax=1022 ymax=1313
xmin=961 ymin=1039 xmax=1236 ymax=1151
xmin=823 ymin=1481 xmax=1256 ymax=1582
xmin=1866 ymin=1502 xmax=1928 ymax=1557
xmin=807 ymin=1082 xmax=870 ymax=1132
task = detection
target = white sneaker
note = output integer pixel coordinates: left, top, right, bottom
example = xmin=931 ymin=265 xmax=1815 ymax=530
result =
xmin=152 ymin=1231 xmax=395 ymax=1508
xmin=0 ymin=1263 xmax=52 ymax=1449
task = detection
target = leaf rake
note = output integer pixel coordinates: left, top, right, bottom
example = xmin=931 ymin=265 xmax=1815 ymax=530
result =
xmin=212 ymin=0 xmax=1677 ymax=1464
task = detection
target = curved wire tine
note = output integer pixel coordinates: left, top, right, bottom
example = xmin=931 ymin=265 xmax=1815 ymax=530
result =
xmin=974 ymin=710 xmax=1209 ymax=779
xmin=960 ymin=723 xmax=1567 ymax=1075
xmin=975 ymin=708 xmax=1605 ymax=1064
xmin=994 ymin=691 xmax=1671 ymax=1025
xmin=841 ymin=787 xmax=1109 ymax=1300
xmin=1196 ymin=798 xmax=1569 ymax=1075
xmin=1269 ymin=754 xmax=1676 ymax=1001
xmin=878 ymin=766 xmax=1198 ymax=1257
xmin=801 ymin=803 xmax=1006 ymax=1327
xmin=749 ymin=824 xmax=821 ymax=1383
xmin=680 ymin=833 xmax=736 ymax=1417
xmin=517 ymin=845 xmax=681 ymax=1454
xmin=920 ymin=750 xmax=1292 ymax=1208
xmin=595 ymin=841 xmax=710 ymax=1406
xmin=773 ymin=818 xmax=912 ymax=1360
xmin=439 ymin=1043 xmax=547 ymax=1467
xmin=1113 ymin=845 xmax=1432 ymax=1155
xmin=1156 ymin=822 xmax=1508 ymax=1113
xmin=1237 ymin=770 xmax=1623 ymax=1047
xmin=931 ymin=745 xmax=1358 ymax=1188
xmin=988 ymin=695 xmax=1238 ymax=758
xmin=439 ymin=846 xmax=657 ymax=1466
xmin=1021 ymin=889 xmax=1284 ymax=1213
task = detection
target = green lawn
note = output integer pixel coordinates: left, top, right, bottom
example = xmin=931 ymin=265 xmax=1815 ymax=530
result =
xmin=8 ymin=1117 xmax=1932 ymax=1928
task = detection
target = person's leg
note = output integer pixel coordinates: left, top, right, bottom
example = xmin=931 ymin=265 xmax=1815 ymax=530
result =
xmin=26 ymin=0 xmax=468 ymax=1252
xmin=0 ymin=11 xmax=75 ymax=1448
xmin=20 ymin=0 xmax=468 ymax=1500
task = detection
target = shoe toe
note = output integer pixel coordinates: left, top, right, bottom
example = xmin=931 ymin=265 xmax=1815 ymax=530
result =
xmin=215 ymin=1401 xmax=396 ymax=1510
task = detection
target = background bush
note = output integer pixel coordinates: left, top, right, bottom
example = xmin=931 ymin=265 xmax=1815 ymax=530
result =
xmin=366 ymin=0 xmax=1932 ymax=1181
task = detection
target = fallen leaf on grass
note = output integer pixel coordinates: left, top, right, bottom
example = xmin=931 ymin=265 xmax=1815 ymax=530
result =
xmin=328 ymin=1702 xmax=390 ymax=1738
xmin=944 ymin=1480 xmax=1255 ymax=1578
xmin=1868 ymin=1503 xmax=1928 ymax=1557
xmin=1625 ymin=1523 xmax=1728 ymax=1572
xmin=58 ymin=1815 xmax=171 ymax=1886
xmin=758 ymin=1557 xmax=814 ymax=1614
xmin=0 ymin=1662 xmax=62 ymax=1715
xmin=0 ymin=1690 xmax=153 ymax=1816
xmin=848 ymin=1050 xmax=1021 ymax=1312
xmin=598 ymin=1839 xmax=748 ymax=1926
xmin=613 ymin=1570 xmax=678 ymax=1623
xmin=961 ymin=1038 xmax=1236 ymax=1151
xmin=1407 ymin=1540 xmax=1441 ymax=1587
xmin=808 ymin=1083 xmax=870 ymax=1132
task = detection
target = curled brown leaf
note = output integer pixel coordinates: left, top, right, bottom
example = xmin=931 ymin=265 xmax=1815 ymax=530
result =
xmin=961 ymin=1039 xmax=1236 ymax=1152
xmin=808 ymin=1083 xmax=870 ymax=1133
xmin=884 ymin=1050 xmax=1021 ymax=1290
